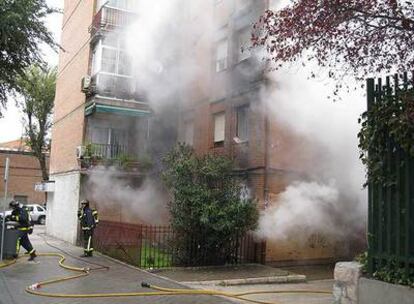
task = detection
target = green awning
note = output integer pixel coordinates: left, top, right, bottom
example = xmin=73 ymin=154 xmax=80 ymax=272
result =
xmin=85 ymin=103 xmax=152 ymax=117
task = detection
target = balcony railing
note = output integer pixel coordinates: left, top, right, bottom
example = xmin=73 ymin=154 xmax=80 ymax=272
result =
xmin=89 ymin=143 xmax=127 ymax=159
xmin=90 ymin=72 xmax=145 ymax=101
xmin=90 ymin=5 xmax=136 ymax=35
xmin=79 ymin=144 xmax=153 ymax=172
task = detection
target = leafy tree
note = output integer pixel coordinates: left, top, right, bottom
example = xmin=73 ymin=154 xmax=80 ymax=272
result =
xmin=253 ymin=0 xmax=414 ymax=86
xmin=162 ymin=143 xmax=258 ymax=266
xmin=16 ymin=65 xmax=56 ymax=181
xmin=0 ymin=0 xmax=58 ymax=115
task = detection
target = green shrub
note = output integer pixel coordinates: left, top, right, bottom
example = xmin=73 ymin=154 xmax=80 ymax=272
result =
xmin=162 ymin=143 xmax=258 ymax=266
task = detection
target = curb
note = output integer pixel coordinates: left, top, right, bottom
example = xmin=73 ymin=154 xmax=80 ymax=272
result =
xmin=182 ymin=274 xmax=307 ymax=286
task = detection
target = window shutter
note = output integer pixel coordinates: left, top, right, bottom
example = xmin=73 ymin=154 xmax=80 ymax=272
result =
xmin=214 ymin=112 xmax=225 ymax=142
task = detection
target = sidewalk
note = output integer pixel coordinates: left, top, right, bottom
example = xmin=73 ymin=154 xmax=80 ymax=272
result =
xmin=0 ymin=227 xmax=231 ymax=304
xmin=154 ymin=265 xmax=334 ymax=304
xmin=0 ymin=227 xmax=334 ymax=304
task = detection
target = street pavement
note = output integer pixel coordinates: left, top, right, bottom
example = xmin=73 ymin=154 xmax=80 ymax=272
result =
xmin=0 ymin=226 xmax=231 ymax=304
xmin=0 ymin=226 xmax=334 ymax=304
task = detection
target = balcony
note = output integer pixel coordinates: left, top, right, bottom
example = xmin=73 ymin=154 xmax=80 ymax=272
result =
xmin=90 ymin=72 xmax=145 ymax=101
xmin=90 ymin=5 xmax=136 ymax=36
xmin=79 ymin=143 xmax=153 ymax=173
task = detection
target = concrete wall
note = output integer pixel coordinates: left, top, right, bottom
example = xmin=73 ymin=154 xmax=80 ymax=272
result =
xmin=46 ymin=172 xmax=81 ymax=244
xmin=359 ymin=278 xmax=414 ymax=304
xmin=333 ymin=262 xmax=414 ymax=304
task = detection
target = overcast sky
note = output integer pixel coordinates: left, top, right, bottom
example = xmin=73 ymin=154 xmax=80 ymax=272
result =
xmin=0 ymin=0 xmax=63 ymax=143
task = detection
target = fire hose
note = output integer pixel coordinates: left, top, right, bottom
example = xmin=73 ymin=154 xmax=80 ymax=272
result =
xmin=1 ymin=253 xmax=332 ymax=304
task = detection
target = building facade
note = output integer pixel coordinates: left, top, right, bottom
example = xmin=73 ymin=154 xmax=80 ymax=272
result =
xmin=0 ymin=139 xmax=48 ymax=206
xmin=177 ymin=0 xmax=357 ymax=264
xmin=48 ymin=0 xmax=153 ymax=243
xmin=49 ymin=0 xmax=358 ymax=264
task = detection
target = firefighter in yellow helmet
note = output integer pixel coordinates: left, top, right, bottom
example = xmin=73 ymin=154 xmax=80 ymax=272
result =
xmin=77 ymin=199 xmax=99 ymax=257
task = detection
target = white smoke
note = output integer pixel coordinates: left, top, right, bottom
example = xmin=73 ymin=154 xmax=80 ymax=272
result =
xmin=124 ymin=0 xmax=212 ymax=109
xmin=257 ymin=66 xmax=367 ymax=243
xmin=258 ymin=181 xmax=339 ymax=241
xmin=86 ymin=167 xmax=169 ymax=225
xmin=85 ymin=1 xmax=213 ymax=222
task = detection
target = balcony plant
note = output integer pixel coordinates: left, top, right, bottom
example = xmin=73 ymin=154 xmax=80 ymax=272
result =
xmin=116 ymin=153 xmax=153 ymax=172
xmin=80 ymin=143 xmax=103 ymax=168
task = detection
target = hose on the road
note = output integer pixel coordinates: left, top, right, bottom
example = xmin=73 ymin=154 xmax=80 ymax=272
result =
xmin=2 ymin=252 xmax=332 ymax=304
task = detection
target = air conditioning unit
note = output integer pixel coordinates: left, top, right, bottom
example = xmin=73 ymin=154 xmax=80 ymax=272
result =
xmin=81 ymin=76 xmax=91 ymax=93
xmin=76 ymin=146 xmax=86 ymax=159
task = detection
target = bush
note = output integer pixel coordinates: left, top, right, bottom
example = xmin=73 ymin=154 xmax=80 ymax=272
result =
xmin=162 ymin=143 xmax=258 ymax=266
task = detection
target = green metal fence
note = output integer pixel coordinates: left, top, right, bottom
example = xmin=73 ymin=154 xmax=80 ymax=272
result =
xmin=94 ymin=221 xmax=264 ymax=268
xmin=367 ymin=73 xmax=414 ymax=278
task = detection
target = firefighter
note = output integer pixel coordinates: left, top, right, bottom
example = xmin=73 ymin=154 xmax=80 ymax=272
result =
xmin=77 ymin=199 xmax=99 ymax=257
xmin=8 ymin=200 xmax=37 ymax=261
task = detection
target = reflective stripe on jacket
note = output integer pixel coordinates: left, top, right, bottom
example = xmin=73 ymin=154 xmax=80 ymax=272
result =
xmin=11 ymin=207 xmax=33 ymax=230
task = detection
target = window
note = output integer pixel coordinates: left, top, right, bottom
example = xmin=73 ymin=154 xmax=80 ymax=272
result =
xmin=37 ymin=206 xmax=44 ymax=212
xmin=88 ymin=127 xmax=128 ymax=158
xmin=236 ymin=105 xmax=249 ymax=142
xmin=215 ymin=39 xmax=228 ymax=72
xmin=92 ymin=37 xmax=132 ymax=76
xmin=90 ymin=127 xmax=127 ymax=145
xmin=26 ymin=206 xmax=34 ymax=212
xmin=101 ymin=48 xmax=117 ymax=73
xmin=184 ymin=120 xmax=194 ymax=146
xmin=238 ymin=28 xmax=252 ymax=62
xmin=213 ymin=112 xmax=225 ymax=145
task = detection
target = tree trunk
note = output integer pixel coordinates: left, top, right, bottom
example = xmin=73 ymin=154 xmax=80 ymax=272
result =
xmin=36 ymin=153 xmax=48 ymax=181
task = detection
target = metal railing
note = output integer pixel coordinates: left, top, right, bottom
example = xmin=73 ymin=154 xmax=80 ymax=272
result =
xmin=90 ymin=5 xmax=136 ymax=34
xmin=89 ymin=143 xmax=127 ymax=159
xmin=366 ymin=72 xmax=414 ymax=278
xmin=90 ymin=72 xmax=145 ymax=101
xmin=94 ymin=221 xmax=264 ymax=268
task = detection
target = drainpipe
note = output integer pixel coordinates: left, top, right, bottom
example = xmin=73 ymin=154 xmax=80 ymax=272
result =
xmin=263 ymin=83 xmax=269 ymax=208
xmin=261 ymin=83 xmax=269 ymax=265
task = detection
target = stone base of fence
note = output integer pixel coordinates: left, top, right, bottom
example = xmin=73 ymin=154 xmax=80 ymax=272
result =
xmin=333 ymin=261 xmax=362 ymax=304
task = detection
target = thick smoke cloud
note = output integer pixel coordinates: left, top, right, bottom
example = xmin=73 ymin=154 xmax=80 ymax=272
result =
xmin=86 ymin=167 xmax=169 ymax=225
xmin=85 ymin=0 xmax=212 ymax=223
xmin=257 ymin=67 xmax=367 ymax=243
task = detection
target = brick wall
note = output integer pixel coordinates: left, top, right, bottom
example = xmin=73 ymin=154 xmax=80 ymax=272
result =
xmin=50 ymin=0 xmax=95 ymax=174
xmin=0 ymin=150 xmax=48 ymax=204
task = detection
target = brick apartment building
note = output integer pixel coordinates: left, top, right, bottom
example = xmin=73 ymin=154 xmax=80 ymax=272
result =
xmin=0 ymin=139 xmax=47 ymax=206
xmin=48 ymin=0 xmax=355 ymax=264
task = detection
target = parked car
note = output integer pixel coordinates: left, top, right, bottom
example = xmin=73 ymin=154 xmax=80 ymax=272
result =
xmin=25 ymin=204 xmax=46 ymax=225
xmin=0 ymin=210 xmax=12 ymax=221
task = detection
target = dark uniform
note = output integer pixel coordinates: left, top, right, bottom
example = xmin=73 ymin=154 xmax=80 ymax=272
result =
xmin=8 ymin=201 xmax=36 ymax=261
xmin=77 ymin=200 xmax=99 ymax=257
